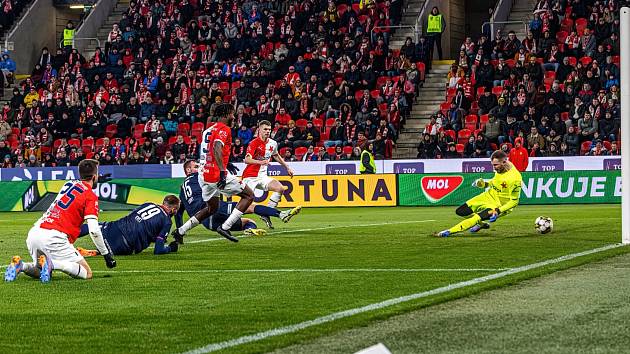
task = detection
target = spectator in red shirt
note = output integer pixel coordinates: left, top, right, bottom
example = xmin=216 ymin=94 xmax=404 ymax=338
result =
xmin=509 ymin=137 xmax=529 ymax=172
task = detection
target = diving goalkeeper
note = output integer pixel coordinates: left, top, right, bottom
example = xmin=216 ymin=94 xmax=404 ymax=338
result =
xmin=437 ymin=150 xmax=522 ymax=237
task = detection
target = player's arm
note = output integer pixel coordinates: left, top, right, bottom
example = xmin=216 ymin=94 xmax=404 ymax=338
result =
xmin=498 ymin=179 xmax=522 ymax=214
xmin=244 ymin=153 xmax=269 ymax=165
xmin=84 ymin=194 xmax=116 ymax=267
xmin=154 ymin=221 xmax=175 ymax=255
xmin=272 ymin=152 xmax=294 ymax=177
xmin=213 ymin=140 xmax=225 ymax=171
xmin=174 ymin=193 xmax=185 ymax=228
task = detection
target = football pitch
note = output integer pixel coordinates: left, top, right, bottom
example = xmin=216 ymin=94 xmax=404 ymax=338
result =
xmin=0 ymin=204 xmax=626 ymax=353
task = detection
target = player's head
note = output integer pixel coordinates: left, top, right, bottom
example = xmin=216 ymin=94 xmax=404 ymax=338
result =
xmin=183 ymin=160 xmax=199 ymax=176
xmin=78 ymin=159 xmax=99 ymax=187
xmin=162 ymin=194 xmax=180 ymax=216
xmin=215 ymin=103 xmax=235 ymax=127
xmin=490 ymin=150 xmax=510 ymax=173
xmin=258 ymin=120 xmax=272 ymax=140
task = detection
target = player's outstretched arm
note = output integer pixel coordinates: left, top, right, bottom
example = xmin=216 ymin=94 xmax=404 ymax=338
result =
xmin=86 ymin=217 xmax=117 ymax=268
xmin=154 ymin=235 xmax=174 ymax=254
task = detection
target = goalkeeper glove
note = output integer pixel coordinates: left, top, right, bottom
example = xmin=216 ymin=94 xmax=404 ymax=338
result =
xmin=98 ymin=173 xmax=113 ymax=184
xmin=472 ymin=178 xmax=487 ymax=188
xmin=104 ymin=253 xmax=117 ymax=268
xmin=227 ymin=162 xmax=239 ymax=175
xmin=217 ymin=170 xmax=227 ymax=189
xmin=488 ymin=208 xmax=500 ymax=222
xmin=168 ymin=241 xmax=179 ymax=253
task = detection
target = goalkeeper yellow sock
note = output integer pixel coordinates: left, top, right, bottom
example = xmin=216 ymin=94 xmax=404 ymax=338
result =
xmin=448 ymin=214 xmax=482 ymax=234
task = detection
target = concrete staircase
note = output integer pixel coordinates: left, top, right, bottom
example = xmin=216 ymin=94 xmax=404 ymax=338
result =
xmin=394 ymin=62 xmax=452 ymax=158
xmin=501 ymin=0 xmax=537 ymax=39
xmin=81 ymin=0 xmax=130 ymax=60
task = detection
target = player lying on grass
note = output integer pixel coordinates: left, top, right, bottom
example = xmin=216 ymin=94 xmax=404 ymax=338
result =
xmin=75 ymin=195 xmax=181 ymax=256
xmin=4 ymin=159 xmax=116 ymax=283
xmin=242 ymin=119 xmax=298 ymax=229
xmin=437 ymin=150 xmax=522 ymax=237
xmin=175 ymin=160 xmax=301 ymax=240
xmin=173 ymin=103 xmax=255 ymax=243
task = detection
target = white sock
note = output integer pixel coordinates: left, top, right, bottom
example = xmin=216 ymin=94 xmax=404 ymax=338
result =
xmin=178 ymin=216 xmax=200 ymax=235
xmin=221 ymin=209 xmax=244 ymax=230
xmin=22 ymin=262 xmax=39 ymax=278
xmin=52 ymin=260 xmax=89 ymax=279
xmin=267 ymin=192 xmax=282 ymax=208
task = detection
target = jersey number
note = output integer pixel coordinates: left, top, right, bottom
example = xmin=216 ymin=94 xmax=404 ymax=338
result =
xmin=137 ymin=205 xmax=161 ymax=220
xmin=183 ymin=179 xmax=193 ymax=199
xmin=58 ymin=183 xmax=84 ymax=210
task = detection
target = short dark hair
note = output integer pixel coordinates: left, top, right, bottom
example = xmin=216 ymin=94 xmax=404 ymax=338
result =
xmin=183 ymin=159 xmax=196 ymax=171
xmin=214 ymin=103 xmax=235 ymax=119
xmin=258 ymin=120 xmax=272 ymax=127
xmin=163 ymin=194 xmax=180 ymax=208
xmin=491 ymin=150 xmax=507 ymax=160
xmin=78 ymin=159 xmax=99 ymax=180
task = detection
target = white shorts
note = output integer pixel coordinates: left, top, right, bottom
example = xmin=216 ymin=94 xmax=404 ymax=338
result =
xmin=26 ymin=226 xmax=84 ymax=263
xmin=243 ymin=176 xmax=275 ymax=192
xmin=198 ymin=172 xmax=246 ymax=201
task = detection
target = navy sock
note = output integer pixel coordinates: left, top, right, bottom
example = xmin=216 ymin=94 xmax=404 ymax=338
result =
xmin=254 ymin=205 xmax=281 ymax=218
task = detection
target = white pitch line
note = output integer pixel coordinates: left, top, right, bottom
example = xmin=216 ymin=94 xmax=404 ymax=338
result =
xmin=181 ymin=243 xmax=627 ymax=354
xmin=92 ymin=268 xmax=506 ymax=274
xmin=187 ymin=219 xmax=437 ymax=244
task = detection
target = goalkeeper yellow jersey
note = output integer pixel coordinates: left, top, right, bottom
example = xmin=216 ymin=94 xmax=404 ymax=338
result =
xmin=485 ymin=163 xmax=522 ymax=212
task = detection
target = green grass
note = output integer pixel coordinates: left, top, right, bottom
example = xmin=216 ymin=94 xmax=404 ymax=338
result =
xmin=0 ymin=205 xmax=626 ymax=354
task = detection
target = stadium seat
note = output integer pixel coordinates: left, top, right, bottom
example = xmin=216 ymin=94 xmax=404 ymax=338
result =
xmin=320 ymin=130 xmax=329 ymax=141
xmin=560 ymin=18 xmax=573 ymax=32
xmin=479 ymin=114 xmax=489 ymax=129
xmin=457 ymin=129 xmax=472 ymax=145
xmin=177 ymin=123 xmax=191 ymax=136
xmin=561 ymin=112 xmax=570 ymax=121
xmin=370 ymin=90 xmax=380 ymax=99
xmin=492 ymin=86 xmax=503 ymax=97
xmin=555 ymin=31 xmax=569 ymax=44
xmin=11 ymin=127 xmax=19 ymax=136
xmin=279 ymin=147 xmax=291 ymax=157
xmin=133 ymin=124 xmax=145 ymax=139
xmin=342 ymin=146 xmax=353 ymax=155
xmin=7 ymin=134 xmax=18 ymax=143
xmin=464 ymin=115 xmax=478 ymax=131
xmin=296 ymin=119 xmax=308 ymax=129
xmin=82 ymin=138 xmax=94 ymax=150
xmin=325 ymin=118 xmax=336 ymax=127
xmin=476 ymin=86 xmax=485 ymax=98
xmin=579 ymin=56 xmax=593 ymax=66
xmin=444 ymin=129 xmax=456 ymax=141
xmin=416 ymin=62 xmax=425 ymax=80
xmin=566 ymin=56 xmax=577 ymax=66
xmin=95 ymin=138 xmax=105 ymax=150
xmin=68 ymin=138 xmax=81 ymax=147
xmin=168 ymin=136 xmax=177 ymax=146
xmin=313 ymin=118 xmax=324 ymax=131
xmin=218 ymin=81 xmax=230 ymax=91
xmin=580 ymin=141 xmax=591 ymax=155
xmin=294 ymin=146 xmax=308 ymax=159
xmin=53 ymin=139 xmax=62 ymax=149
xmin=575 ymin=18 xmax=588 ymax=34
xmin=455 ymin=143 xmax=464 ymax=156
xmin=192 ymin=122 xmax=205 ymax=131
xmin=105 ymin=124 xmax=117 ymax=138
xmin=326 ymin=147 xmax=336 ymax=155
xmin=440 ymin=102 xmax=450 ymax=114
xmin=603 ymin=141 xmax=612 ymax=151
xmin=612 ymin=55 xmax=621 ymax=64
xmin=545 ymin=71 xmax=556 ymax=79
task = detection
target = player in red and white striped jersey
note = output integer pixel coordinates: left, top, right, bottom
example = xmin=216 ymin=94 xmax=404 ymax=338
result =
xmin=242 ymin=120 xmax=301 ymax=228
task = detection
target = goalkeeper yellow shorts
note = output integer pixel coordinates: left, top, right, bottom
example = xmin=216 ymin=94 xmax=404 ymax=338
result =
xmin=465 ymin=193 xmax=515 ymax=216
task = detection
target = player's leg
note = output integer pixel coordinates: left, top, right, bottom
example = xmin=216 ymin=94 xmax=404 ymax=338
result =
xmin=6 ymin=227 xmax=46 ymax=281
xmin=216 ymin=176 xmax=253 ymax=240
xmin=438 ymin=194 xmax=496 ymax=237
xmin=174 ymin=176 xmax=220 ymax=239
xmin=266 ymin=179 xmax=287 ymax=208
xmin=245 ymin=177 xmax=276 ymax=229
xmin=42 ymin=229 xmax=91 ymax=281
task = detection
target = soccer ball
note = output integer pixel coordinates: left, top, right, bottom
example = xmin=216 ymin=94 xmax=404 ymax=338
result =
xmin=534 ymin=216 xmax=553 ymax=234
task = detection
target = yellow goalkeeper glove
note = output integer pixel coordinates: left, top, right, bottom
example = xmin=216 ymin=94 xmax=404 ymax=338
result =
xmin=473 ymin=178 xmax=487 ymax=188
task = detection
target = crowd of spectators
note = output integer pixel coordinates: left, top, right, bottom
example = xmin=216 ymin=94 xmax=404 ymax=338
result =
xmin=418 ymin=0 xmax=624 ymax=159
xmin=0 ymin=0 xmax=430 ymax=168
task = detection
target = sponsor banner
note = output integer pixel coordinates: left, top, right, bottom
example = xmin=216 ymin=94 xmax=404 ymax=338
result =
xmin=399 ymin=170 xmax=621 ymax=206
xmin=249 ymin=175 xmax=397 ymax=207
xmin=0 ymin=165 xmax=172 ymax=182
xmin=0 ymin=156 xmax=622 ymax=181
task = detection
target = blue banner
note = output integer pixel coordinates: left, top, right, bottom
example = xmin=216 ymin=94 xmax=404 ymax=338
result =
xmin=0 ymin=165 xmax=173 ymax=182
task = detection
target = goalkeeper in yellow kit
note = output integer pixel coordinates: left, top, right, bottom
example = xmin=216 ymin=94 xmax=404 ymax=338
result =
xmin=437 ymin=150 xmax=522 ymax=237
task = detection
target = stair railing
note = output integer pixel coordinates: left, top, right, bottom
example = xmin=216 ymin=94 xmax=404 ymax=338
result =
xmin=481 ymin=20 xmax=528 ymax=40
xmin=487 ymin=0 xmax=517 ymax=40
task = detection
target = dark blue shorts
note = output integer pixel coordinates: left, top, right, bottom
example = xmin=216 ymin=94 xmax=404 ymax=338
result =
xmin=79 ymin=222 xmax=133 ymax=255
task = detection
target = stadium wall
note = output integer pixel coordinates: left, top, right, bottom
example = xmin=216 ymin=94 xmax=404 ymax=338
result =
xmin=0 ymin=171 xmax=620 ymax=212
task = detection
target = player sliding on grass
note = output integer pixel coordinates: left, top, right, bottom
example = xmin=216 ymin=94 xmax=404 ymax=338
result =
xmin=4 ymin=159 xmax=116 ymax=283
xmin=176 ymin=160 xmax=300 ymax=237
xmin=242 ymin=120 xmax=300 ymax=228
xmin=437 ymin=150 xmax=522 ymax=237
xmin=172 ymin=103 xmax=255 ymax=243
xmin=75 ymin=195 xmax=181 ymax=256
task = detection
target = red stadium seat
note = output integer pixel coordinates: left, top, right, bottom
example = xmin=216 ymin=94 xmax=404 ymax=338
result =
xmin=603 ymin=141 xmax=612 ymax=151
xmin=566 ymin=56 xmax=577 ymax=66
xmin=370 ymin=90 xmax=380 ymax=99
xmin=612 ymin=55 xmax=621 ymax=64
xmin=555 ymin=31 xmax=569 ymax=44
xmin=95 ymin=138 xmax=105 ymax=150
xmin=455 ymin=143 xmax=464 ymax=156
xmin=279 ymin=147 xmax=291 ymax=157
xmin=575 ymin=18 xmax=588 ymax=34
xmin=294 ymin=146 xmax=308 ymax=159
xmin=579 ymin=56 xmax=592 ymax=66
xmin=440 ymin=102 xmax=450 ymax=114
xmin=580 ymin=141 xmax=591 ymax=155
xmin=82 ymin=137 xmax=94 ymax=150
xmin=479 ymin=114 xmax=489 ymax=129
xmin=444 ymin=129 xmax=456 ymax=141
xmin=218 ymin=81 xmax=230 ymax=91
xmin=192 ymin=122 xmax=205 ymax=131
xmin=464 ymin=115 xmax=478 ymax=131
xmin=492 ymin=86 xmax=503 ymax=97
xmin=133 ymin=124 xmax=145 ymax=139
xmin=561 ymin=112 xmax=569 ymax=121
xmin=342 ymin=146 xmax=353 ymax=155
xmin=105 ymin=124 xmax=117 ymax=138
xmin=53 ymin=139 xmax=62 ymax=149
xmin=545 ymin=71 xmax=556 ymax=79
xmin=68 ymin=138 xmax=81 ymax=147
xmin=326 ymin=147 xmax=336 ymax=155
xmin=325 ymin=118 xmax=336 ymax=127
xmin=457 ymin=129 xmax=472 ymax=145
xmin=416 ymin=62 xmax=425 ymax=81
xmin=313 ymin=118 xmax=324 ymax=131
xmin=295 ymin=119 xmax=308 ymax=129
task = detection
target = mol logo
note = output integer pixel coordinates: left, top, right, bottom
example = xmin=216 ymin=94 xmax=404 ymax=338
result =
xmin=421 ymin=176 xmax=464 ymax=202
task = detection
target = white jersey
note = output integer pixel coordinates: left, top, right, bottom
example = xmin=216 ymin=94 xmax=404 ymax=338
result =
xmin=199 ymin=125 xmax=215 ymax=168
